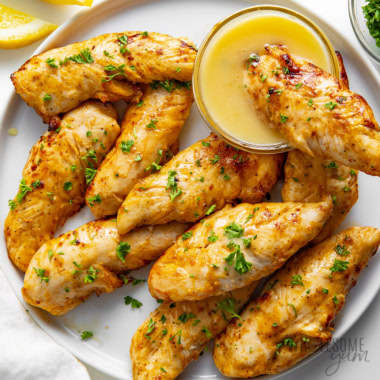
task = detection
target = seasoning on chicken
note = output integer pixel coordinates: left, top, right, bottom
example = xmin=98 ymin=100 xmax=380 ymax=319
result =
xmin=117 ymin=133 xmax=285 ymax=235
xmin=282 ymin=149 xmax=358 ymax=244
xmin=86 ymin=84 xmax=193 ymax=218
xmin=148 ymin=198 xmax=333 ymax=302
xmin=213 ymin=227 xmax=380 ymax=378
xmin=4 ymin=101 xmax=120 ymax=272
xmin=130 ymin=282 xmax=258 ymax=380
xmin=245 ymin=45 xmax=380 ymax=176
xmin=22 ymin=219 xmax=189 ymax=315
xmin=11 ymin=32 xmax=196 ymax=123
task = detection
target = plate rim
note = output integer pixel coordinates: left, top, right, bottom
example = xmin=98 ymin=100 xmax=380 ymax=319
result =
xmin=1 ymin=0 xmax=380 ymax=379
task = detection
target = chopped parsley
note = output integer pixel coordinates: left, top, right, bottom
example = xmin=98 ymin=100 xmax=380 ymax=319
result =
xmin=291 ymin=275 xmax=304 ymax=286
xmin=8 ymin=199 xmax=17 ymax=211
xmin=295 ymin=83 xmax=303 ymax=89
xmin=362 ymin=0 xmax=380 ymax=47
xmin=177 ymin=312 xmax=196 ymax=323
xmin=144 ymin=318 xmax=156 ymax=339
xmin=333 ymin=294 xmax=339 ymax=304
xmin=33 ymin=268 xmax=49 ymax=283
xmin=63 ymin=181 xmax=72 ymax=191
xmin=288 ymin=303 xmax=297 ymax=317
xmin=209 ymin=155 xmax=220 ymax=164
xmin=224 ymin=223 xmax=244 ymax=239
xmin=201 ymin=326 xmax=212 ymax=338
xmin=205 ymin=204 xmax=216 ymax=216
xmin=118 ymin=34 xmax=129 ymax=54
xmin=16 ymin=179 xmax=32 ymax=204
xmin=87 ymin=194 xmax=102 ymax=206
xmin=224 ymin=243 xmax=252 ymax=274
xmin=116 ymin=241 xmax=131 ymax=262
xmin=121 ymin=139 xmax=134 ymax=153
xmin=61 ymin=49 xmax=94 ymax=65
xmin=322 ymin=288 xmax=329 ymax=294
xmin=343 ymin=186 xmax=351 ymax=192
xmin=282 ymin=66 xmax=290 ymax=74
xmin=308 ymin=98 xmax=313 ymax=106
xmin=102 ymin=64 xmax=127 ymax=82
xmin=84 ymin=266 xmax=99 ymax=283
xmin=207 ymin=231 xmax=219 ymax=243
xmin=181 ymin=231 xmax=193 ymax=240
xmin=280 ymin=114 xmax=288 ymax=123
xmin=124 ymin=296 xmax=143 ymax=308
xmin=330 ymin=259 xmax=349 ymax=273
xmin=217 ymin=298 xmax=242 ymax=320
xmin=166 ymin=170 xmax=182 ymax=201
xmin=243 ymin=238 xmax=252 ymax=248
xmin=201 ymin=141 xmax=210 ymax=147
xmin=81 ymin=331 xmax=93 ymax=340
xmin=85 ymin=168 xmax=97 ymax=185
xmin=136 ymin=100 xmax=144 ymax=107
xmin=169 ymin=330 xmax=182 ymax=344
xmin=103 ymin=50 xmax=114 ymax=58
xmin=43 ymin=93 xmax=51 ymax=101
xmin=45 ymin=58 xmax=58 ymax=68
xmin=327 ymin=161 xmax=339 ymax=168
xmin=146 ymin=119 xmax=157 ymax=129
xmin=325 ymin=101 xmax=338 ymax=110
xmin=335 ymin=244 xmax=350 ymax=256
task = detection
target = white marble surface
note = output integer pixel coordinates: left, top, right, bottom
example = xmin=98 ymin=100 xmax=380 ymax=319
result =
xmin=0 ymin=1 xmax=379 ymax=379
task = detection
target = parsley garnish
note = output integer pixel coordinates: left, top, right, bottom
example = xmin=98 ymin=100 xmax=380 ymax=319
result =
xmin=177 ymin=312 xmax=196 ymax=323
xmin=217 ymin=298 xmax=242 ymax=320
xmin=16 ymin=179 xmax=32 ymax=204
xmin=102 ymin=64 xmax=127 ymax=82
xmin=118 ymin=34 xmax=129 ymax=54
xmin=45 ymin=58 xmax=58 ymax=68
xmin=208 ymin=231 xmax=219 ymax=243
xmin=330 ymin=259 xmax=349 ymax=272
xmin=202 ymin=141 xmax=210 ymax=147
xmin=308 ymin=98 xmax=313 ymax=106
xmin=63 ymin=181 xmax=72 ymax=191
xmin=205 ymin=204 xmax=216 ymax=215
xmin=362 ymin=0 xmax=380 ymax=47
xmin=81 ymin=331 xmax=93 ymax=340
xmin=182 ymin=231 xmax=193 ymax=240
xmin=291 ymin=275 xmax=304 ymax=286
xmin=116 ymin=241 xmax=131 ymax=263
xmin=335 ymin=244 xmax=350 ymax=256
xmin=288 ymin=303 xmax=297 ymax=317
xmin=136 ymin=100 xmax=144 ymax=107
xmin=295 ymin=83 xmax=303 ymax=89
xmin=43 ymin=93 xmax=51 ymax=101
xmin=224 ymin=243 xmax=252 ymax=274
xmin=327 ymin=161 xmax=338 ymax=168
xmin=84 ymin=266 xmax=99 ymax=283
xmin=169 ymin=330 xmax=182 ymax=344
xmin=33 ymin=268 xmax=49 ymax=283
xmin=280 ymin=114 xmax=288 ymax=123
xmin=121 ymin=140 xmax=134 ymax=153
xmin=60 ymin=49 xmax=94 ymax=65
xmin=201 ymin=326 xmax=212 ymax=338
xmin=325 ymin=101 xmax=338 ymax=110
xmin=124 ymin=296 xmax=143 ymax=308
xmin=85 ymin=168 xmax=97 ymax=185
xmin=224 ymin=223 xmax=244 ymax=239
xmin=87 ymin=194 xmax=101 ymax=206
xmin=166 ymin=170 xmax=182 ymax=201
xmin=146 ymin=119 xmax=157 ymax=129
xmin=8 ymin=199 xmax=16 ymax=211
xmin=209 ymin=155 xmax=220 ymax=164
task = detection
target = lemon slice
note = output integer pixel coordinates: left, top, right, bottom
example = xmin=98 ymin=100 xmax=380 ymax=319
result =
xmin=0 ymin=5 xmax=57 ymax=49
xmin=43 ymin=0 xmax=93 ymax=6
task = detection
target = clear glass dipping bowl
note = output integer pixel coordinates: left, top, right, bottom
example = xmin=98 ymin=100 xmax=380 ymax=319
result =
xmin=192 ymin=5 xmax=340 ymax=154
xmin=349 ymin=0 xmax=380 ymax=64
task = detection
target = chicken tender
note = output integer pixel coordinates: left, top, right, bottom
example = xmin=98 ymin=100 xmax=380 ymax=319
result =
xmin=86 ymin=85 xmax=193 ymax=218
xmin=11 ymin=32 xmax=196 ymax=123
xmin=282 ymin=150 xmax=358 ymax=244
xmin=213 ymin=227 xmax=380 ymax=378
xmin=130 ymin=282 xmax=258 ymax=380
xmin=148 ymin=198 xmax=333 ymax=302
xmin=22 ymin=219 xmax=189 ymax=315
xmin=117 ymin=134 xmax=285 ymax=235
xmin=4 ymin=101 xmax=120 ymax=272
xmin=245 ymin=45 xmax=380 ymax=176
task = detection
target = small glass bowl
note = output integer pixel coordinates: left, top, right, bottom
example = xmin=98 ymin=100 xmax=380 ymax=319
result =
xmin=349 ymin=0 xmax=380 ymax=64
xmin=193 ymin=5 xmax=340 ymax=154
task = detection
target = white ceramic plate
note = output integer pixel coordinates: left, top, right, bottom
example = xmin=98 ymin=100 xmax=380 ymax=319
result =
xmin=0 ymin=0 xmax=380 ymax=379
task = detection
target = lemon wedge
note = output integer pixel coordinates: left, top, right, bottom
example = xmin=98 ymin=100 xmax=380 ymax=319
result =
xmin=43 ymin=0 xmax=93 ymax=6
xmin=0 ymin=5 xmax=57 ymax=49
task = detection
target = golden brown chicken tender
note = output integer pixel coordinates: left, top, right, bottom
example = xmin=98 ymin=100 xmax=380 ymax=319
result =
xmin=117 ymin=134 xmax=285 ymax=235
xmin=213 ymin=227 xmax=380 ymax=378
xmin=11 ymin=32 xmax=196 ymax=123
xmin=86 ymin=84 xmax=193 ymax=218
xmin=130 ymin=282 xmax=258 ymax=380
xmin=22 ymin=219 xmax=189 ymax=315
xmin=282 ymin=150 xmax=358 ymax=244
xmin=4 ymin=101 xmax=120 ymax=272
xmin=148 ymin=198 xmax=333 ymax=302
xmin=245 ymin=45 xmax=380 ymax=176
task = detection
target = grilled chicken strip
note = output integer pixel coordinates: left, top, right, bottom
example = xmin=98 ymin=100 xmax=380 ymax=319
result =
xmin=22 ymin=219 xmax=189 ymax=315
xmin=4 ymin=101 xmax=120 ymax=272
xmin=245 ymin=45 xmax=380 ymax=176
xmin=282 ymin=150 xmax=358 ymax=244
xmin=86 ymin=85 xmax=193 ymax=218
xmin=11 ymin=32 xmax=196 ymax=123
xmin=117 ymin=134 xmax=284 ymax=235
xmin=130 ymin=282 xmax=258 ymax=380
xmin=213 ymin=227 xmax=380 ymax=378
xmin=148 ymin=199 xmax=333 ymax=302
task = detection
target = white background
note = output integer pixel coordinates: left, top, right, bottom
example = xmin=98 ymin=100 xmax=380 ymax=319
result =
xmin=0 ymin=0 xmax=379 ymax=379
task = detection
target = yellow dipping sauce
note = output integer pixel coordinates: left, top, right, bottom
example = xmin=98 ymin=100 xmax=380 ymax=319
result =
xmin=199 ymin=10 xmax=334 ymax=146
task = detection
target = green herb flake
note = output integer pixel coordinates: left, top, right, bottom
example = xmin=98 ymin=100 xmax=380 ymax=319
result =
xmin=116 ymin=241 xmax=131 ymax=263
xmin=205 ymin=204 xmax=216 ymax=216
xmin=325 ymin=101 xmax=338 ymax=111
xmin=182 ymin=231 xmax=193 ymax=240
xmin=280 ymin=114 xmax=288 ymax=123
xmin=330 ymin=259 xmax=349 ymax=273
xmin=291 ymin=274 xmax=304 ymax=286
xmin=335 ymin=244 xmax=350 ymax=256
xmin=81 ymin=331 xmax=93 ymax=340
xmin=63 ymin=181 xmax=72 ymax=191
xmin=124 ymin=296 xmax=143 ymax=308
xmin=121 ymin=140 xmax=134 ymax=153
xmin=85 ymin=168 xmax=97 ymax=185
